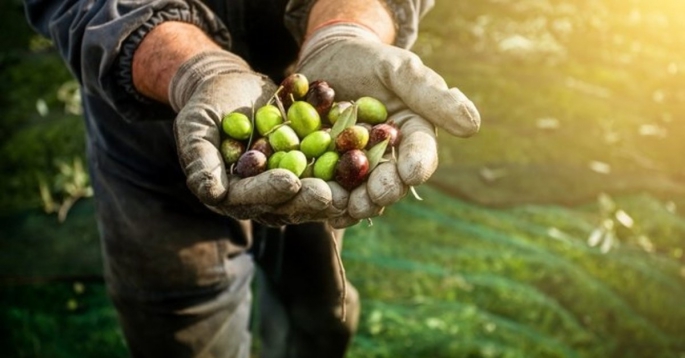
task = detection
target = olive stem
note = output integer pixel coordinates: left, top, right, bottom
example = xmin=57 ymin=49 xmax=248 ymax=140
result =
xmin=409 ymin=186 xmax=423 ymax=201
xmin=271 ymin=86 xmax=288 ymax=120
xmin=246 ymin=102 xmax=256 ymax=150
xmin=262 ymin=120 xmax=292 ymax=137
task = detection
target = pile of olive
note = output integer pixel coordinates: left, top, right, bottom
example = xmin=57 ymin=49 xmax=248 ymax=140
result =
xmin=219 ymin=73 xmax=400 ymax=191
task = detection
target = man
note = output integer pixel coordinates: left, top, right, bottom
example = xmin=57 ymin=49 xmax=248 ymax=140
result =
xmin=24 ymin=0 xmax=480 ymax=357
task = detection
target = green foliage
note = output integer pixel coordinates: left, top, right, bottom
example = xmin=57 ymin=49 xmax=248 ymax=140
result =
xmin=0 ymin=115 xmax=87 ymax=214
xmin=0 ymin=283 xmax=127 ymax=358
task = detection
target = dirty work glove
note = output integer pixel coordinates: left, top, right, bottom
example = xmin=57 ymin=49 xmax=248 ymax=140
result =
xmin=296 ymin=24 xmax=481 ymax=227
xmin=170 ymin=51 xmax=332 ymax=225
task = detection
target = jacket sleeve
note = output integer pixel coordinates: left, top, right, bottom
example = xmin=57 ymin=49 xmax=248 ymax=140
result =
xmin=284 ymin=0 xmax=435 ymax=49
xmin=23 ymin=0 xmax=231 ymax=121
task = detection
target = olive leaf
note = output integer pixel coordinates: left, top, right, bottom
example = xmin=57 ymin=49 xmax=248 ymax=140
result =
xmin=366 ymin=138 xmax=389 ymax=172
xmin=330 ymin=103 xmax=358 ymax=140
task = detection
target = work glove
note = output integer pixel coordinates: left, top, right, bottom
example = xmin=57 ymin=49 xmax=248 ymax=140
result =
xmin=170 ymin=51 xmax=333 ymax=226
xmin=296 ymin=24 xmax=481 ymax=228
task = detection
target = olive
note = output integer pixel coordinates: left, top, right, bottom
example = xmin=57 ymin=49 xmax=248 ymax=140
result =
xmin=334 ymin=149 xmax=370 ymax=190
xmin=220 ymin=138 xmax=245 ymax=165
xmin=356 ymin=96 xmax=388 ymax=125
xmin=222 ymin=112 xmax=253 ymax=140
xmin=235 ymin=150 xmax=267 ymax=178
xmin=268 ymin=125 xmax=300 ymax=152
xmin=255 ymin=104 xmax=284 ymax=136
xmin=367 ymin=121 xmax=400 ymax=150
xmin=335 ymin=125 xmax=369 ymax=152
xmin=313 ymin=151 xmax=340 ymax=181
xmin=300 ymin=130 xmax=332 ymax=159
xmin=278 ymin=150 xmax=308 ymax=178
xmin=288 ymin=101 xmax=321 ymax=138
xmin=278 ymin=73 xmax=309 ymax=109
xmin=305 ymin=80 xmax=335 ymax=117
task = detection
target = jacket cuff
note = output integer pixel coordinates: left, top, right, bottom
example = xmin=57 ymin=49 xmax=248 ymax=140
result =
xmin=284 ymin=0 xmax=434 ymax=49
xmin=116 ymin=1 xmax=231 ymax=121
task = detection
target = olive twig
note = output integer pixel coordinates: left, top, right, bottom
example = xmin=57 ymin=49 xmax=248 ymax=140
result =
xmin=269 ymin=85 xmax=284 ymax=104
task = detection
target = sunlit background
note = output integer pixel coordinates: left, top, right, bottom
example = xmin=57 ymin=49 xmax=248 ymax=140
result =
xmin=1 ymin=0 xmax=684 ymax=357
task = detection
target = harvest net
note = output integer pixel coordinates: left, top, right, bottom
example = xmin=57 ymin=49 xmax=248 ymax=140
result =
xmin=2 ymin=186 xmax=684 ymax=357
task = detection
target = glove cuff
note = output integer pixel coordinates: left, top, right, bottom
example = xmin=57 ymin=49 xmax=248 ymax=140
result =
xmin=298 ymin=23 xmax=382 ymax=68
xmin=169 ymin=50 xmax=251 ymax=112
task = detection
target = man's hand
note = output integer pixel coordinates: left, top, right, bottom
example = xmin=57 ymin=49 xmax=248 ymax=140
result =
xmin=297 ymin=1 xmax=480 ymax=227
xmin=133 ymin=22 xmax=332 ymax=226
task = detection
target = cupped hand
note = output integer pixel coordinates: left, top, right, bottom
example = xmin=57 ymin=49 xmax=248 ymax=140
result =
xmin=296 ymin=24 xmax=481 ymax=227
xmin=171 ymin=51 xmax=333 ymax=226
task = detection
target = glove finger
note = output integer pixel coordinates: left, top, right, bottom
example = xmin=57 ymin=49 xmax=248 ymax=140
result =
xmin=367 ymin=161 xmax=408 ymax=207
xmin=308 ymin=180 xmax=351 ymax=222
xmin=173 ymin=74 xmax=277 ymax=207
xmin=249 ymin=178 xmax=333 ymax=227
xmin=328 ymin=215 xmax=361 ymax=229
xmin=269 ymin=177 xmax=332 ymax=218
xmin=378 ymin=48 xmax=480 ymax=137
xmin=348 ymin=184 xmax=384 ymax=220
xmin=226 ymin=169 xmax=302 ymax=205
xmin=326 ymin=181 xmax=350 ymax=217
xmin=390 ymin=111 xmax=439 ymax=186
xmin=174 ymin=109 xmax=229 ymax=206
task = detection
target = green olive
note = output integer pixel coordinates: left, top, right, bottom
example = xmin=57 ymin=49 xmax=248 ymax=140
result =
xmin=313 ymin=151 xmax=339 ymax=181
xmin=327 ymin=101 xmax=352 ymax=125
xmin=287 ymin=101 xmax=321 ymax=138
xmin=278 ymin=150 xmax=308 ymax=178
xmin=222 ymin=112 xmax=253 ymax=140
xmin=356 ymin=96 xmax=388 ymax=125
xmin=267 ymin=151 xmax=287 ymax=170
xmin=255 ymin=104 xmax=284 ymax=136
xmin=268 ymin=125 xmax=300 ymax=152
xmin=300 ymin=130 xmax=332 ymax=159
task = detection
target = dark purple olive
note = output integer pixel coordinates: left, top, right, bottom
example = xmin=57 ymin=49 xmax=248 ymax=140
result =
xmin=367 ymin=121 xmax=401 ymax=151
xmin=335 ymin=125 xmax=369 ymax=153
xmin=334 ymin=149 xmax=370 ymax=191
xmin=235 ymin=150 xmax=267 ymax=178
xmin=305 ymin=80 xmax=335 ymax=117
xmin=250 ymin=137 xmax=274 ymax=158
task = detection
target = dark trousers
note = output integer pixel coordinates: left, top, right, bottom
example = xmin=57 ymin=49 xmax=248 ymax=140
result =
xmin=95 ymin=165 xmax=359 ymax=358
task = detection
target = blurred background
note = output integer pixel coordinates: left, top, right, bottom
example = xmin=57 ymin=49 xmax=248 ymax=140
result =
xmin=2 ymin=0 xmax=685 ymax=357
